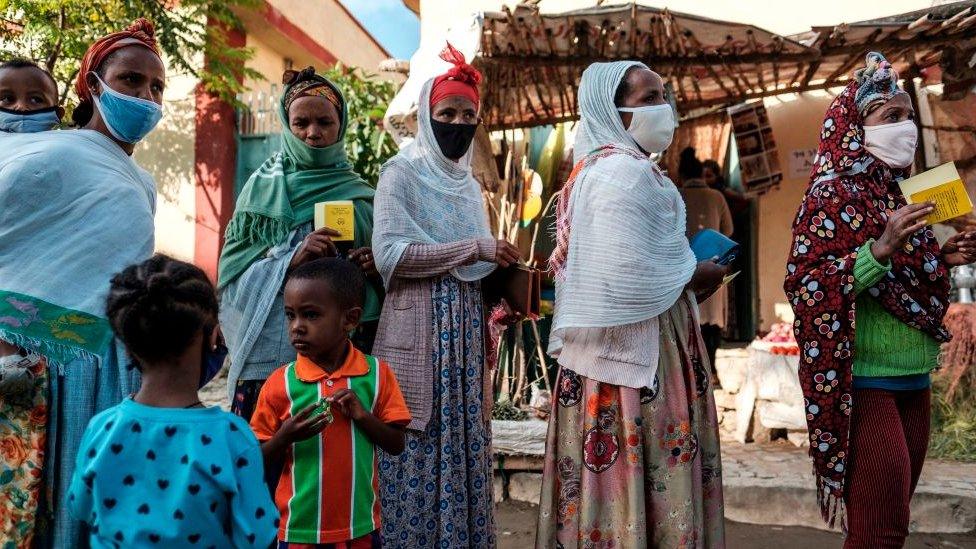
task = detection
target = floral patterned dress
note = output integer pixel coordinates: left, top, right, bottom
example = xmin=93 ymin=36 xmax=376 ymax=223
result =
xmin=378 ymin=276 xmax=495 ymax=548
xmin=0 ymin=353 xmax=48 ymax=549
xmin=537 ymin=296 xmax=725 ymax=548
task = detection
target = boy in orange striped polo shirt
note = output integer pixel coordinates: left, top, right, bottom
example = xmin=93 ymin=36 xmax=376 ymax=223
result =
xmin=250 ymin=258 xmax=410 ymax=549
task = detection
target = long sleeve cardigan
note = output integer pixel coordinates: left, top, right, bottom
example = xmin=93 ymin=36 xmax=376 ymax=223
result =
xmin=372 ymin=238 xmax=497 ymax=431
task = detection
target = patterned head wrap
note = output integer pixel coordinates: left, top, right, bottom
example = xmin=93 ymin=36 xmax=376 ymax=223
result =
xmin=74 ymin=18 xmax=160 ymax=108
xmin=282 ymin=66 xmax=342 ymax=113
xmin=429 ymin=42 xmax=481 ymax=107
xmin=853 ymin=52 xmax=905 ymax=117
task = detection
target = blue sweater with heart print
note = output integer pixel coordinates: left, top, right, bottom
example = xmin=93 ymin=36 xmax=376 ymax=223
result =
xmin=67 ymin=398 xmax=279 ymax=548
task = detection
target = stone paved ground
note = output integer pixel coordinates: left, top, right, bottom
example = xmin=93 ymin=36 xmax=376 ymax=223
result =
xmin=495 ymin=501 xmax=976 ymax=549
xmin=722 ymin=438 xmax=976 ymax=533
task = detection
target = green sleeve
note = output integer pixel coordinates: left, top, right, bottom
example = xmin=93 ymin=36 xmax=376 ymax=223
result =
xmin=853 ymin=239 xmax=891 ymax=295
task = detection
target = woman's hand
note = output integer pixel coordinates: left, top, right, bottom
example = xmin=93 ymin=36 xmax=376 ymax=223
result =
xmin=687 ymin=260 xmax=730 ymax=296
xmin=942 ymin=230 xmax=976 ymax=267
xmin=290 ymin=227 xmax=341 ymax=269
xmin=494 ymin=240 xmax=521 ymax=268
xmin=871 ymin=203 xmax=934 ymax=264
xmin=348 ymin=247 xmax=379 ymax=278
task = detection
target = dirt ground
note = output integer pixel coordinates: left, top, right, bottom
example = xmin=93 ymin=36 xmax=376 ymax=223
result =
xmin=496 ymin=501 xmax=976 ymax=549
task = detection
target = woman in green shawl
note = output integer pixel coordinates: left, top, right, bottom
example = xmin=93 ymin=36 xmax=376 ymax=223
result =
xmin=218 ymin=67 xmax=381 ymax=422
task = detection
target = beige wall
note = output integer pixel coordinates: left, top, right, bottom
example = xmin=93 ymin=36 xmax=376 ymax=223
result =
xmin=754 ymin=90 xmax=835 ymax=331
xmin=243 ymin=34 xmax=292 ymax=98
xmin=270 ymin=0 xmax=389 ymax=68
xmin=239 ymin=1 xmax=393 ymax=96
xmin=134 ymin=59 xmax=198 ymax=263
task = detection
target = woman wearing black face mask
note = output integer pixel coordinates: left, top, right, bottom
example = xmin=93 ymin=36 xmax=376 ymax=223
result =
xmin=371 ymin=43 xmax=521 ymax=547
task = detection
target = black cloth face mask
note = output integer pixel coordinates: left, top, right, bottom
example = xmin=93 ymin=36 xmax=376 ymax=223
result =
xmin=430 ymin=118 xmax=477 ymax=160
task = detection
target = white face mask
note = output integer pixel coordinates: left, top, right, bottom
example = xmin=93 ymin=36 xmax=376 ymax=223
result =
xmin=863 ymin=119 xmax=918 ymax=169
xmin=618 ymin=103 xmax=675 ymax=154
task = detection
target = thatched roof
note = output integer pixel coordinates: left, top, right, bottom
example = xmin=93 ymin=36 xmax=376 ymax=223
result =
xmin=475 ymin=1 xmax=976 ymax=129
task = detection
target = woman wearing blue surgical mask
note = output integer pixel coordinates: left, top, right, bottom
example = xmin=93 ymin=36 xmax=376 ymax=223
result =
xmin=0 ymin=19 xmax=164 ymax=548
xmin=537 ymin=62 xmax=727 ymax=548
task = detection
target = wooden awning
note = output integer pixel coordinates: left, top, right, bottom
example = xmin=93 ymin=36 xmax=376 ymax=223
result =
xmin=475 ymin=1 xmax=976 ymax=129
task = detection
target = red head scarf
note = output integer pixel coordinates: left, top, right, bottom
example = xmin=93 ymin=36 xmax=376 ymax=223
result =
xmin=74 ymin=18 xmax=160 ymax=106
xmin=784 ymin=79 xmax=950 ymax=529
xmin=429 ymin=42 xmax=481 ymax=107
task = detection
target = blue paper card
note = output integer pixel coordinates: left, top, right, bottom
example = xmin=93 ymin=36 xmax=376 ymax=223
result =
xmin=689 ymin=229 xmax=740 ymax=265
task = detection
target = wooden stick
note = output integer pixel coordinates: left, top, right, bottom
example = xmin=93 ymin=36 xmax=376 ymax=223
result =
xmin=629 ymin=2 xmax=639 ymax=57
xmin=530 ymin=320 xmax=552 ymax=394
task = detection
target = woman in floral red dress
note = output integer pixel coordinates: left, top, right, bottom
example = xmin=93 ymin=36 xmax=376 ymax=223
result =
xmin=785 ymin=52 xmax=976 ymax=548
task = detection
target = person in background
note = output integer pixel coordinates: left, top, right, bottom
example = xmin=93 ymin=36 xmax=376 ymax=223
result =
xmin=537 ymin=61 xmax=727 ymax=548
xmin=0 ymin=19 xmax=163 ymax=547
xmin=251 ymin=258 xmax=410 ymax=548
xmin=785 ymin=52 xmax=976 ymax=548
xmin=67 ymin=255 xmax=279 ymax=548
xmin=219 ymin=67 xmax=380 ymax=428
xmin=678 ymin=146 xmax=733 ymax=382
xmin=0 ymin=59 xmax=63 ymax=133
xmin=703 ymin=158 xmax=751 ymax=215
xmin=371 ymin=43 xmax=521 ymax=548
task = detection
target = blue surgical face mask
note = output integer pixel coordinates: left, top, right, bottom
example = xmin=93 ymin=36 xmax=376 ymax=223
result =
xmin=0 ymin=106 xmax=60 ymax=133
xmin=90 ymin=73 xmax=162 ymax=143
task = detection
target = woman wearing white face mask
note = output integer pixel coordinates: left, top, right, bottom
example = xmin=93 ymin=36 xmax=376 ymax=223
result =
xmin=0 ymin=19 xmax=163 ymax=548
xmin=536 ymin=61 xmax=727 ymax=548
xmin=785 ymin=53 xmax=976 ymax=547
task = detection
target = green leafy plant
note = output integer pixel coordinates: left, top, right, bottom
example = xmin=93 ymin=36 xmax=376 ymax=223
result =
xmin=0 ymin=0 xmax=262 ymax=107
xmin=323 ymin=64 xmax=398 ymax=187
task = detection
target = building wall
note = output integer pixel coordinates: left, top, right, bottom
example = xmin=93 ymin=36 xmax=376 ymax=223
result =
xmin=243 ymin=33 xmax=291 ymax=99
xmin=269 ymin=0 xmax=388 ymax=69
xmin=134 ymin=60 xmax=199 ymax=263
xmin=755 ymin=91 xmax=834 ymax=330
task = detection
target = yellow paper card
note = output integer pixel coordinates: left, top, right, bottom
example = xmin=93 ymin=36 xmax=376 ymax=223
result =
xmin=722 ymin=271 xmax=741 ymax=286
xmin=314 ymin=200 xmax=355 ymax=241
xmin=899 ymin=162 xmax=972 ymax=224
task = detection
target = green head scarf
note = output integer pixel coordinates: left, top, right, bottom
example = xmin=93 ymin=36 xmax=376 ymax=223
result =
xmin=218 ymin=73 xmax=380 ymax=319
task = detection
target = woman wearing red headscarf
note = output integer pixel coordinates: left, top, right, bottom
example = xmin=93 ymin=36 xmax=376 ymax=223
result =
xmin=372 ymin=44 xmax=520 ymax=547
xmin=0 ymin=19 xmax=164 ymax=547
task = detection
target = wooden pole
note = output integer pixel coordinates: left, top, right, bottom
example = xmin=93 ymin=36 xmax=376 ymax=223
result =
xmin=903 ymin=67 xmax=926 ymax=171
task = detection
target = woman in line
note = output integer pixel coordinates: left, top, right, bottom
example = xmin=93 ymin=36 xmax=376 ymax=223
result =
xmin=785 ymin=52 xmax=976 ymax=548
xmin=0 ymin=19 xmax=164 ymax=547
xmin=218 ymin=67 xmax=380 ymax=422
xmin=371 ymin=44 xmax=520 ymax=548
xmin=536 ymin=61 xmax=728 ymax=548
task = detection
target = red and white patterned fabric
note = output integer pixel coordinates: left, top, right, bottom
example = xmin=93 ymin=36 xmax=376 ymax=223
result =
xmin=783 ymin=80 xmax=951 ymax=527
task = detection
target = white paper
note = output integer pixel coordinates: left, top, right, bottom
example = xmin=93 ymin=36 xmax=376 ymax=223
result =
xmin=788 ymin=149 xmax=817 ymax=179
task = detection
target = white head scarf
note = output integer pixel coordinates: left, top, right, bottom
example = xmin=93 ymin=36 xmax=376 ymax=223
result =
xmin=573 ymin=61 xmax=649 ymax=161
xmin=550 ymin=60 xmax=697 ymax=356
xmin=372 ymin=78 xmax=495 ymax=287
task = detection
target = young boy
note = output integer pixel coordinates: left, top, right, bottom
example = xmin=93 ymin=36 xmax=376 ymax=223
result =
xmin=0 ymin=59 xmax=63 ymax=132
xmin=250 ymin=258 xmax=410 ymax=548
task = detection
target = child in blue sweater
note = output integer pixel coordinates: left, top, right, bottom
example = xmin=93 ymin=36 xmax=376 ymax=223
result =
xmin=66 ymin=254 xmax=279 ymax=547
